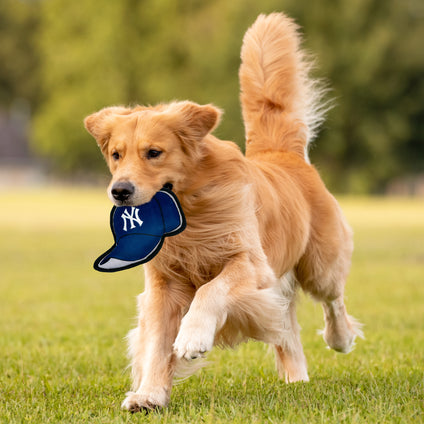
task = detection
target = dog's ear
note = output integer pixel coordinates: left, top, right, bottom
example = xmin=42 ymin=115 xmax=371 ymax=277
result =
xmin=169 ymin=101 xmax=222 ymax=143
xmin=84 ymin=107 xmax=132 ymax=152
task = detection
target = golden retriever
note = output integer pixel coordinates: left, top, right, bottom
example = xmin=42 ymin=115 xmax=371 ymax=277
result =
xmin=84 ymin=13 xmax=362 ymax=412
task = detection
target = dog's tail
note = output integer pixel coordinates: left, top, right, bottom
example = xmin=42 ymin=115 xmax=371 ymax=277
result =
xmin=239 ymin=13 xmax=327 ymax=160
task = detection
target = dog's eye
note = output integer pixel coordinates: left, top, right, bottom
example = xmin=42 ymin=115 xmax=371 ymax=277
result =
xmin=146 ymin=150 xmax=162 ymax=159
xmin=111 ymin=152 xmax=120 ymax=161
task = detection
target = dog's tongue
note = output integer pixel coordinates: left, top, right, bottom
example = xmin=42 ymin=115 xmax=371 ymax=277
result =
xmin=94 ymin=187 xmax=186 ymax=272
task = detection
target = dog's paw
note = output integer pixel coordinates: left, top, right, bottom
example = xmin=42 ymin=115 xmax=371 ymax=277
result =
xmin=321 ymin=314 xmax=364 ymax=354
xmin=173 ymin=316 xmax=215 ymax=360
xmin=121 ymin=389 xmax=168 ymax=413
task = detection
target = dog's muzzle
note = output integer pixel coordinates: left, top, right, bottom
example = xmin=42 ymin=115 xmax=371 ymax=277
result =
xmin=111 ymin=181 xmax=135 ymax=202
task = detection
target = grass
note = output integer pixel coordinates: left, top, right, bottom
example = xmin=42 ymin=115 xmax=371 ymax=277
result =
xmin=1 ymin=188 xmax=423 ymax=423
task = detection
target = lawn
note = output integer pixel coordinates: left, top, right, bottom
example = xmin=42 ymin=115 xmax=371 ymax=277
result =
xmin=1 ymin=188 xmax=423 ymax=423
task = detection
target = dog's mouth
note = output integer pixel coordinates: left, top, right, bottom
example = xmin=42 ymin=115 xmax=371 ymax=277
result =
xmin=162 ymin=182 xmax=173 ymax=191
xmin=112 ymin=199 xmax=133 ymax=207
xmin=109 ymin=182 xmax=174 ymax=207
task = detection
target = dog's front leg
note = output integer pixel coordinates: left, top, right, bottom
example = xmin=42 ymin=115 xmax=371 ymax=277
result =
xmin=173 ymin=252 xmax=275 ymax=360
xmin=122 ymin=266 xmax=190 ymax=412
xmin=173 ymin=279 xmax=228 ymax=360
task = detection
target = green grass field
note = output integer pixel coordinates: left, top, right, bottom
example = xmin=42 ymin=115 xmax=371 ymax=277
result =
xmin=1 ymin=188 xmax=423 ymax=423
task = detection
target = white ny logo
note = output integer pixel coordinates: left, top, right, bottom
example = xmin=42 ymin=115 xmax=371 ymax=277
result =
xmin=121 ymin=207 xmax=143 ymax=231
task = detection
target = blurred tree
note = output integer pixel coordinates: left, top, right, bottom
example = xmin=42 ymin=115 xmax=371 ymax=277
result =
xmin=32 ymin=1 xmax=127 ymax=172
xmin=25 ymin=0 xmax=424 ymax=191
xmin=301 ymin=0 xmax=424 ymax=192
xmin=0 ymin=0 xmax=40 ymax=109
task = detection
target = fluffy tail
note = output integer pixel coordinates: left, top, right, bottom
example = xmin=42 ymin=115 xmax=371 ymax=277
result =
xmin=239 ymin=13 xmax=327 ymax=160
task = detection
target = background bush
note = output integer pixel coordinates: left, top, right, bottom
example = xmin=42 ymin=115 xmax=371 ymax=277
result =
xmin=1 ymin=0 xmax=423 ymax=192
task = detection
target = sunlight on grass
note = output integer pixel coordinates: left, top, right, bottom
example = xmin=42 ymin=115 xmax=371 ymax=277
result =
xmin=1 ymin=187 xmax=111 ymax=230
xmin=1 ymin=188 xmax=423 ymax=423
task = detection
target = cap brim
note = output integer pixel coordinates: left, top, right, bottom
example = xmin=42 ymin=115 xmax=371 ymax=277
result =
xmin=94 ymin=234 xmax=163 ymax=272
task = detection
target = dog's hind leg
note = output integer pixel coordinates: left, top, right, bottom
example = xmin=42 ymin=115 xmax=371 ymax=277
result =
xmin=273 ymin=278 xmax=309 ymax=383
xmin=320 ymin=296 xmax=363 ymax=353
xmin=300 ymin=272 xmax=363 ymax=354
xmin=296 ymin=209 xmax=363 ymax=354
xmin=315 ymin=247 xmax=364 ymax=354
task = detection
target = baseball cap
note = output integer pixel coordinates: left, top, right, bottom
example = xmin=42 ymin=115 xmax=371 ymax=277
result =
xmin=94 ymin=187 xmax=186 ymax=272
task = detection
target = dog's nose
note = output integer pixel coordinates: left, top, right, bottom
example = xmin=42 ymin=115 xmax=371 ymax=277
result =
xmin=111 ymin=182 xmax=135 ymax=201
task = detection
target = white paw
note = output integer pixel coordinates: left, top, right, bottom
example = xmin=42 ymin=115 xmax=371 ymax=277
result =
xmin=173 ymin=315 xmax=215 ymax=360
xmin=286 ymin=367 xmax=310 ymax=383
xmin=319 ymin=324 xmax=357 ymax=354
xmin=121 ymin=388 xmax=169 ymax=412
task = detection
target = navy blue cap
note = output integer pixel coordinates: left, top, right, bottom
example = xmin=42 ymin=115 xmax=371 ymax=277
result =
xmin=94 ymin=187 xmax=186 ymax=272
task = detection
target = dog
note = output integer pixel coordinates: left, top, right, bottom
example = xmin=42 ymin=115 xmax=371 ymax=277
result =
xmin=84 ymin=13 xmax=362 ymax=412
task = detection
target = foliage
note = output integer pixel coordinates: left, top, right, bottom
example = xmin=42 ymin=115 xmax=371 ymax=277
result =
xmin=1 ymin=188 xmax=423 ymax=422
xmin=1 ymin=0 xmax=423 ymax=191
xmin=301 ymin=0 xmax=424 ymax=192
xmin=0 ymin=0 xmax=40 ymax=107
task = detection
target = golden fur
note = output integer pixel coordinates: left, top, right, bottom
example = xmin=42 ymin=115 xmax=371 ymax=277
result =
xmin=84 ymin=13 xmax=362 ymax=412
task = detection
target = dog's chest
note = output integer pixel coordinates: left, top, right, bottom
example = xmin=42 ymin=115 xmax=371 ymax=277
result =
xmin=154 ymin=222 xmax=244 ymax=288
xmin=152 ymin=187 xmax=251 ymax=286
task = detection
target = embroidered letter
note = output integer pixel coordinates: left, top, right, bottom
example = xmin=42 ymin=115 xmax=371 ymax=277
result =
xmin=121 ymin=207 xmax=143 ymax=231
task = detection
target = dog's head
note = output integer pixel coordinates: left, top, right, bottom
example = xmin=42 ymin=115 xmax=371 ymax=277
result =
xmin=84 ymin=101 xmax=221 ymax=206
